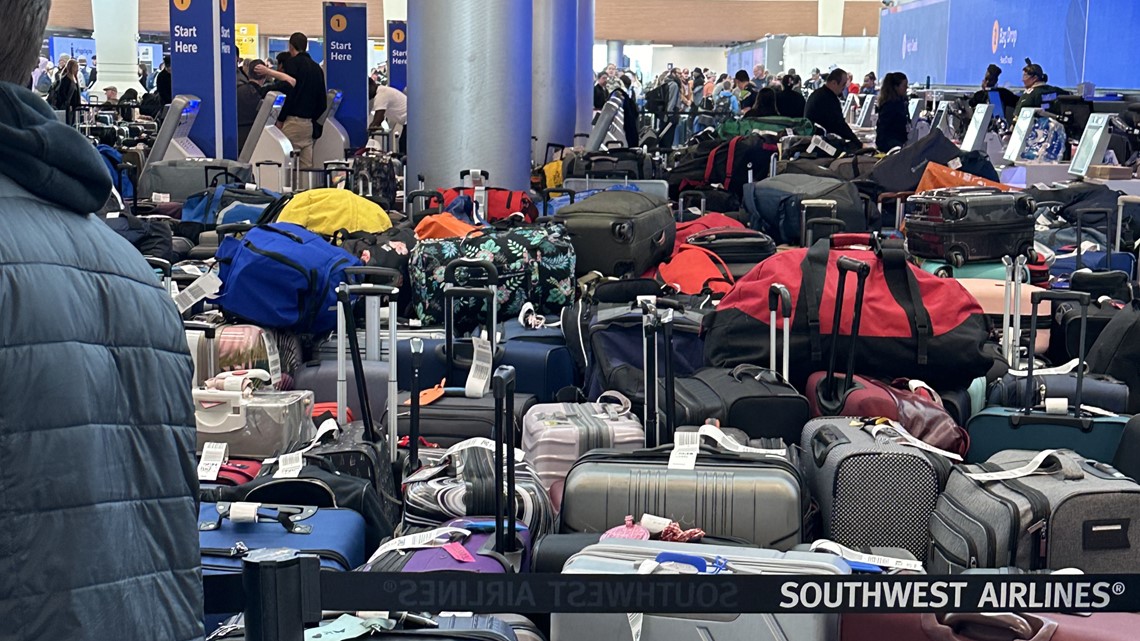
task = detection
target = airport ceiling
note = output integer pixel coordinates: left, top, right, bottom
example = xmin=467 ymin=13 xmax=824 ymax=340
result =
xmin=48 ymin=0 xmax=881 ymax=45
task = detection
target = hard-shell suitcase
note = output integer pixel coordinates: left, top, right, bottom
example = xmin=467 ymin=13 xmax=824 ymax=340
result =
xmin=903 ymin=187 xmax=1036 ymax=266
xmin=966 ymin=290 xmax=1132 ymax=464
xmin=929 ymin=449 xmax=1140 ymax=574
xmin=520 ymin=391 xmax=644 ymax=498
xmin=552 ymin=539 xmax=848 ymax=641
xmin=193 ymin=381 xmax=315 ymax=460
xmin=957 ymin=276 xmax=1050 ymax=356
xmin=552 ymin=191 xmax=675 ymax=278
xmin=800 ymin=416 xmax=954 ymax=561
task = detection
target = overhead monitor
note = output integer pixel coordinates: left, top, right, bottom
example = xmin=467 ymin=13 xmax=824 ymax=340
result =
xmin=960 ymin=104 xmax=994 ymax=153
xmin=146 ymin=95 xmax=204 ymax=166
xmin=1003 ymin=108 xmax=1038 ymax=164
xmin=1069 ymin=113 xmax=1112 ymax=177
xmin=856 ymin=98 xmax=876 ymax=128
xmin=988 ymin=91 xmax=1008 ymax=123
xmin=238 ymin=92 xmax=287 ymax=164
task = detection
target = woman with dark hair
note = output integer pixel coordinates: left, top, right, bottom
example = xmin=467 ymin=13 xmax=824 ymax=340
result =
xmin=53 ymin=59 xmax=82 ymax=124
xmin=875 ymin=71 xmax=910 ymax=152
xmin=776 ymin=73 xmax=806 ymax=117
xmin=744 ymin=86 xmax=779 ymax=118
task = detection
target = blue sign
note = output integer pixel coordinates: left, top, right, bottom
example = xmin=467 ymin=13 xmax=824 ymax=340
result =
xmin=48 ymin=37 xmax=97 ymax=64
xmin=1083 ymin=0 xmax=1140 ymax=89
xmin=324 ymin=3 xmax=368 ymax=148
xmin=170 ymin=0 xmax=237 ymax=159
xmin=876 ymin=0 xmax=951 ymax=85
xmin=387 ymin=21 xmax=407 ymax=92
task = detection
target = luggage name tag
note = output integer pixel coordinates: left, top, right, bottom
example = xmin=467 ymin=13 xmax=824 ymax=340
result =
xmin=273 ymin=451 xmax=305 ymax=479
xmin=464 ymin=335 xmax=493 ymax=399
xmin=442 ymin=437 xmax=527 ymax=466
xmin=366 ymin=526 xmax=471 ymax=564
xmin=197 ymin=441 xmax=229 ymax=481
xmin=865 ymin=419 xmax=964 ymax=462
xmin=442 ymin=542 xmax=475 ymax=563
xmin=174 ymin=271 xmax=223 ymax=313
xmin=810 ymin=539 xmax=926 ymax=573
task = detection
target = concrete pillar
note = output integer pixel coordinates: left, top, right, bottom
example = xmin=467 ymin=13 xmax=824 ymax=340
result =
xmin=606 ymin=40 xmax=624 ymax=66
xmin=382 ymin=0 xmax=407 ymax=23
xmin=407 ymin=0 xmax=533 ymax=191
xmin=575 ymin=0 xmax=595 ymax=138
xmin=818 ymin=0 xmax=845 ymax=36
xmin=92 ymin=0 xmax=146 ymax=95
xmin=533 ymin=0 xmax=578 ymax=163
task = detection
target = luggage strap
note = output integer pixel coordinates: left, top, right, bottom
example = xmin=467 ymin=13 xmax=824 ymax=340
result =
xmin=961 ymin=449 xmax=1083 ymax=482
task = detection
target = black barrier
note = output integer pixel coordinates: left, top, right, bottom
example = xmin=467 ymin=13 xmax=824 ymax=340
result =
xmin=220 ymin=553 xmax=1140 ymax=641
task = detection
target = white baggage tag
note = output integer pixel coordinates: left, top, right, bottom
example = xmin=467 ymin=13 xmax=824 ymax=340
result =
xmin=810 ymin=539 xmax=926 ymax=573
xmin=962 ymin=449 xmax=1062 ymax=482
xmin=273 ymin=451 xmax=305 ymax=478
xmin=948 ymin=157 xmax=963 ymax=170
xmin=808 ymin=135 xmax=837 ymax=157
xmin=626 ymin=613 xmax=645 ymax=641
xmin=639 ymin=513 xmax=672 ymax=535
xmin=197 ymin=442 xmax=229 ymax=481
xmin=866 ymin=420 xmax=964 ymax=462
xmin=174 ymin=271 xmax=223 ymax=313
xmin=153 ymin=192 xmax=170 ymax=203
xmin=668 ymin=432 xmax=701 ymax=470
xmin=403 ymin=463 xmax=447 ymax=484
xmin=230 ymin=501 xmax=261 ymax=523
xmin=245 ymin=183 xmax=258 ymax=191
xmin=264 ymin=335 xmax=283 ymax=386
xmin=442 ymin=437 xmax=526 ymax=463
xmin=464 ymin=335 xmax=493 ymax=399
xmin=366 ymin=527 xmax=470 ymax=564
xmin=697 ymin=424 xmax=787 ymax=456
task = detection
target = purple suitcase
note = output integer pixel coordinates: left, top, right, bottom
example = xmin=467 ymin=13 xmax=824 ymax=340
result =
xmin=359 ymin=365 xmax=531 ymax=573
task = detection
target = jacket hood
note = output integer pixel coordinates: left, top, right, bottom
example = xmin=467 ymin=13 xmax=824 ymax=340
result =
xmin=0 ymin=82 xmax=111 ymax=213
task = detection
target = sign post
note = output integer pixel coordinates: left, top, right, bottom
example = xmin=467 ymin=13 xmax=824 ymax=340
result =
xmin=324 ymin=3 xmax=369 ymax=148
xmin=236 ymin=23 xmax=259 ymax=60
xmin=170 ymin=0 xmax=237 ymax=159
xmin=387 ymin=20 xmax=407 ymax=91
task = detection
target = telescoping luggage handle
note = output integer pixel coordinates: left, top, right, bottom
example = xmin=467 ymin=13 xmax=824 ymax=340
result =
xmin=540 ymin=188 xmax=576 ymax=217
xmin=1001 ymin=255 xmax=1027 ymax=368
xmin=442 ymin=259 xmax=500 ymax=383
xmin=820 ymin=257 xmax=872 ymax=410
xmin=1019 ymin=290 xmax=1092 ymax=424
xmin=768 ymin=284 xmax=792 ymax=380
xmin=492 ymin=365 xmax=520 ymax=557
xmin=184 ymin=320 xmax=218 ymax=381
xmin=1073 ymin=205 xmax=1130 ymax=276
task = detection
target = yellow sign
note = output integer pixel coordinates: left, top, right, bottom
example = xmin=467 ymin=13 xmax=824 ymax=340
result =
xmin=173 ymin=0 xmax=191 ymax=11
xmin=330 ymin=14 xmax=348 ymax=33
xmin=220 ymin=0 xmax=228 ymax=12
xmin=390 ymin=28 xmax=406 ymax=44
xmin=236 ymin=23 xmax=259 ymax=59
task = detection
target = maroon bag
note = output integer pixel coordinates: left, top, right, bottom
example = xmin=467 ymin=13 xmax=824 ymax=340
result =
xmin=802 ymin=255 xmax=968 ymax=457
xmin=703 ymin=235 xmax=992 ymax=390
xmin=842 ymin=612 xmax=1140 ymax=641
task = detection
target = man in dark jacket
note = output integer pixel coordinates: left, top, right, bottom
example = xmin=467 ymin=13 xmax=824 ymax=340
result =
xmin=156 ymin=54 xmax=172 ymax=105
xmin=0 ymin=3 xmax=203 ymax=639
xmin=805 ymin=67 xmax=860 ymax=145
xmin=256 ymin=33 xmax=327 ymax=169
xmin=593 ymin=71 xmax=608 ymax=110
xmin=237 ymin=58 xmax=266 ymax=150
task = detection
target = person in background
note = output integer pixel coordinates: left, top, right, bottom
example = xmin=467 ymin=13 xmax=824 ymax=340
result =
xmin=691 ymin=66 xmax=705 ymax=98
xmin=255 ymin=32 xmax=327 ymax=170
xmin=100 ymin=85 xmax=118 ymax=106
xmin=704 ymin=73 xmax=719 ymax=100
xmin=734 ymin=69 xmax=759 ymax=111
xmin=805 ymin=68 xmax=860 ymax=145
xmin=32 ymin=57 xmax=50 ymax=95
xmin=969 ymin=63 xmax=1019 ymax=117
xmin=0 ymin=1 xmax=203 ymax=639
xmin=860 ymin=72 xmax=877 ymax=95
xmin=618 ymin=75 xmax=639 ymax=148
xmin=53 ymin=58 xmax=81 ymax=124
xmin=593 ymin=71 xmax=608 ymax=110
xmin=752 ymin=64 xmax=769 ymax=87
xmin=744 ymin=86 xmax=778 ymax=118
xmin=804 ymin=67 xmax=824 ymax=92
xmin=604 ymin=62 xmax=621 ymax=92
xmin=1014 ymin=61 xmax=1066 ymax=116
xmin=53 ymin=53 xmax=70 ymax=84
xmin=776 ymin=73 xmax=806 ymax=118
xmin=679 ymin=68 xmax=693 ymax=111
xmin=137 ymin=62 xmax=148 ymax=89
xmin=156 ymin=54 xmax=172 ymax=105
xmin=370 ymin=81 xmax=408 ymax=154
xmin=87 ymin=54 xmax=98 ymax=89
xmin=875 ymin=71 xmax=910 ymax=152
xmin=75 ymin=56 xmax=90 ymax=89
xmin=236 ymin=59 xmax=265 ymax=150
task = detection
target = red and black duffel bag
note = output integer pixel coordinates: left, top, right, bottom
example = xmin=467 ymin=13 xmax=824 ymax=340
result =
xmin=441 ymin=187 xmax=540 ymax=222
xmin=702 ymin=234 xmax=993 ymax=390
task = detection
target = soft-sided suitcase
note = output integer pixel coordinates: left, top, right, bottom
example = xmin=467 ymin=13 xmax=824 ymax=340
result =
xmin=744 ymin=174 xmax=867 ymax=246
xmin=865 ymin=129 xmax=962 ymax=193
xmin=929 ymin=449 xmax=1140 ymax=574
xmin=563 ymin=147 xmax=658 ymax=181
xmin=1050 ymin=293 xmax=1125 ymax=363
xmin=138 ymin=158 xmax=253 ymax=202
xmin=1086 ymin=285 xmax=1140 ymax=415
xmin=362 ymin=365 xmax=533 ymax=573
xmin=553 ymin=191 xmax=675 ymax=278
xmin=520 ymin=391 xmax=644 ymax=497
xmin=1049 ymin=202 xmax=1138 ymax=280
xmin=552 ymin=539 xmax=848 ymax=641
xmin=966 ymin=290 xmax=1132 ymax=464
xmin=800 ymin=416 xmax=953 ymax=561
xmin=671 ymin=284 xmax=808 ymax=445
xmin=684 ymin=226 xmax=776 ymax=278
xmin=842 ymin=612 xmax=1140 ymax=641
xmin=903 ymin=187 xmax=1036 ymax=266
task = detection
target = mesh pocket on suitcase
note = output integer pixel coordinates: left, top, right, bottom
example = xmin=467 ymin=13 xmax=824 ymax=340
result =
xmin=831 ymin=453 xmax=940 ymax=561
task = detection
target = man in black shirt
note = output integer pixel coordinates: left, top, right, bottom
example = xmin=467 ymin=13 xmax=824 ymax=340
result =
xmin=804 ymin=68 xmax=859 ymax=145
xmin=255 ymin=32 xmax=326 ymax=169
xmin=593 ymin=71 xmax=609 ymax=110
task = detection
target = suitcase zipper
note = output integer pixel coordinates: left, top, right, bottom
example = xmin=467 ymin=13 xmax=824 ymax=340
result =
xmin=930 ymin=513 xmax=978 ymax=570
xmin=941 ymin=493 xmax=995 ymax=567
xmin=965 ymin=466 xmax=1022 ymax=567
xmin=1000 ymin=477 xmax=1051 ymax=570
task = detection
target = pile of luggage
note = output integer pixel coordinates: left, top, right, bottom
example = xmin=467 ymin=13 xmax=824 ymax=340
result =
xmin=110 ymin=121 xmax=1140 ymax=641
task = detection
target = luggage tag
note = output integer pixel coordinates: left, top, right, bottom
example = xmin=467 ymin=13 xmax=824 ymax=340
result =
xmin=464 ymin=336 xmax=493 ymax=399
xmin=862 ymin=418 xmax=964 ymax=462
xmin=366 ymin=527 xmax=471 ymax=564
xmin=948 ymin=157 xmax=963 ymax=170
xmin=303 ymin=614 xmax=393 ymax=641
xmin=273 ymin=451 xmax=305 ymax=479
xmin=197 ymin=441 xmax=229 ymax=482
xmin=809 ymin=540 xmax=924 ymax=573
xmin=402 ymin=379 xmax=447 ymax=407
xmin=667 ymin=432 xmax=701 ymax=470
xmin=153 ymin=192 xmax=170 ymax=203
xmin=441 ymin=438 xmax=527 ymax=466
xmin=174 ymin=271 xmax=223 ymax=313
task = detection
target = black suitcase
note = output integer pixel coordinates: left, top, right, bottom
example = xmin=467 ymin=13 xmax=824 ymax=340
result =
xmin=553 ymin=191 xmax=675 ymax=277
xmin=865 ymin=129 xmax=962 ymax=193
xmin=904 ymin=187 xmax=1036 ymax=266
xmin=1049 ymin=296 xmax=1123 ymax=363
xmin=564 ymin=147 xmax=658 ymax=180
xmin=685 ymin=227 xmax=776 ymax=279
xmin=672 ymin=285 xmax=808 ymax=445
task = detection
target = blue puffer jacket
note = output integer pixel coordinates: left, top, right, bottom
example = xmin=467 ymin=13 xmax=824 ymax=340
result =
xmin=0 ymin=82 xmax=202 ymax=641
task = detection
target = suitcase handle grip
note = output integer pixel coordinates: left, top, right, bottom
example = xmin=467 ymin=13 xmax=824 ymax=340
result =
xmin=1031 ymin=290 xmax=1089 ymax=307
xmin=1027 ymin=290 xmax=1089 ymax=416
xmin=146 ymin=256 xmax=172 ymax=278
xmin=200 ymin=502 xmax=318 ymax=534
xmin=687 ymin=228 xmax=759 ymax=242
xmin=837 ymin=256 xmax=871 ymax=277
xmin=768 ymin=284 xmax=792 ymax=318
xmin=345 ymin=266 xmax=404 ymax=288
xmin=811 ymin=424 xmax=851 ymax=467
xmin=444 ymin=259 xmax=499 ymax=286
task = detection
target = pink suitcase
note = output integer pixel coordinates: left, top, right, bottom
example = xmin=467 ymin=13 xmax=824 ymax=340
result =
xmin=520 ymin=391 xmax=644 ymax=508
xmin=957 ymin=278 xmax=1050 ymax=356
xmin=842 ymin=612 xmax=1140 ymax=641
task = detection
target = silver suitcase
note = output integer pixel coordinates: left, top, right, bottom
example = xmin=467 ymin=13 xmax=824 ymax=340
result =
xmin=551 ymin=539 xmax=847 ymax=641
xmin=521 ymin=391 xmax=645 ymax=498
xmin=800 ymin=417 xmax=953 ymax=561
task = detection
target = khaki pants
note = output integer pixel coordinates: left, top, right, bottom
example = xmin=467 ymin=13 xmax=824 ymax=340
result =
xmin=281 ymin=116 xmax=315 ymax=170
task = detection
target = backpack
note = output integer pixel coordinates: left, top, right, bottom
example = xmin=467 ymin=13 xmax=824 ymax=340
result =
xmin=139 ymin=91 xmax=163 ymax=119
xmin=96 ymin=145 xmax=135 ymax=200
xmin=214 ymin=223 xmax=362 ymax=334
xmin=644 ymin=82 xmax=670 ymax=116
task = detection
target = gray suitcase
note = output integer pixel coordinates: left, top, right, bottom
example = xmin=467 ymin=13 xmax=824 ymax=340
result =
xmin=552 ymin=191 xmax=675 ymax=278
xmin=138 ymin=158 xmax=253 ymax=202
xmin=551 ymin=539 xmax=847 ymax=641
xmin=800 ymin=417 xmax=953 ymax=561
xmin=929 ymin=448 xmax=1140 ymax=574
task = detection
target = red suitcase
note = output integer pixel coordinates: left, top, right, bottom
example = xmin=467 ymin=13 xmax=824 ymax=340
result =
xmin=842 ymin=612 xmax=1140 ymax=641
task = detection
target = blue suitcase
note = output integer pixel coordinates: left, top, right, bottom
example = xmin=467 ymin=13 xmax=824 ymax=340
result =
xmin=967 ymin=290 xmax=1132 ymax=463
xmin=1050 ymin=204 xmax=1137 ymax=282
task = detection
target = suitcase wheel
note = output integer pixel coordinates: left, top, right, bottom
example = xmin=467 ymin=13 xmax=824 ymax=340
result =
xmin=933 ymin=265 xmax=954 ymax=278
xmin=946 ymin=249 xmax=966 ymax=269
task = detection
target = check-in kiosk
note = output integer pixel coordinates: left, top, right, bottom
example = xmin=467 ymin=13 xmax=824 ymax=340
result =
xmin=239 ymin=91 xmax=293 ymax=193
xmin=146 ymin=95 xmax=205 ymax=167
xmin=313 ymin=90 xmax=351 ymax=166
xmin=1000 ymin=108 xmax=1074 ymax=187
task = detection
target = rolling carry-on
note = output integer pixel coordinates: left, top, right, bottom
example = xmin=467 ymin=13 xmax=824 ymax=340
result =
xmin=361 ymin=366 xmax=534 ymax=573
xmin=558 ymin=298 xmax=807 ymax=549
xmin=966 ymin=290 xmax=1132 ymax=464
xmin=670 ymin=283 xmax=809 ymax=446
xmin=552 ymin=190 xmax=674 ymax=278
xmin=929 ymin=449 xmax=1140 ymax=574
xmin=551 ymin=539 xmax=848 ymax=641
xmin=800 ymin=416 xmax=954 ymax=561
xmin=1050 ymin=200 xmax=1138 ymax=280
xmin=903 ymin=187 xmax=1036 ymax=267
